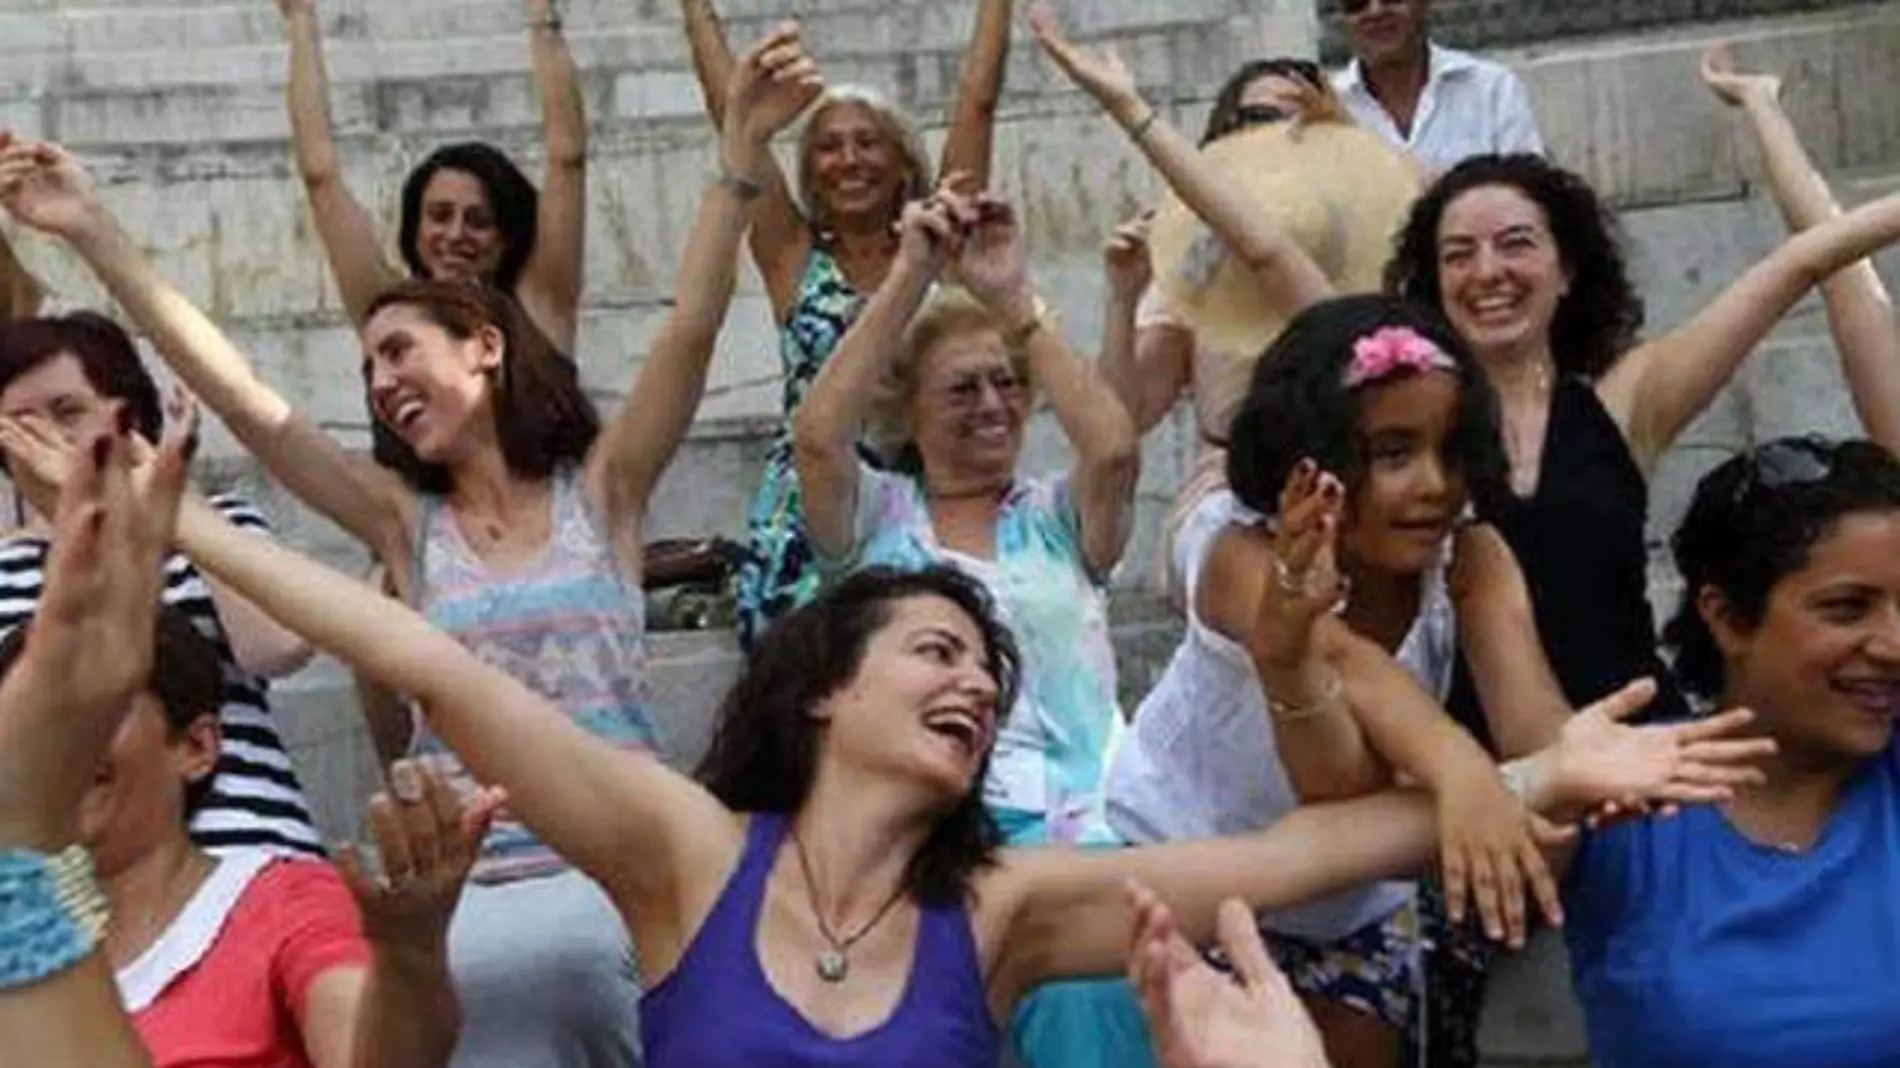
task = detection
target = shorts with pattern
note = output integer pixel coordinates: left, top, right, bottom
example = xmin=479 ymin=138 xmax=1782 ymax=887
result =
xmin=1216 ymin=901 xmax=1424 ymax=1033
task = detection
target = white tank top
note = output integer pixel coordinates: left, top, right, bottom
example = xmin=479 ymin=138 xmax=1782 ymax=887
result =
xmin=1106 ymin=490 xmax=1457 ymax=941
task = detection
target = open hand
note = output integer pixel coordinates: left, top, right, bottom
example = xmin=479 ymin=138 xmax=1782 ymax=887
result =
xmin=1128 ymin=881 xmax=1330 ymax=1068
xmin=0 ymin=136 xmax=109 ymax=242
xmin=338 ymin=758 xmax=505 ymax=952
xmin=725 ymin=22 xmax=825 ymax=152
xmin=1544 ymin=680 xmax=1774 ymax=818
xmin=1249 ymin=459 xmax=1346 ymax=676
xmin=0 ymin=412 xmax=192 ymax=848
xmin=1104 ymin=211 xmax=1154 ymax=304
xmin=1027 ymin=2 xmax=1141 ymax=119
xmin=1700 ymin=44 xmax=1782 ymax=108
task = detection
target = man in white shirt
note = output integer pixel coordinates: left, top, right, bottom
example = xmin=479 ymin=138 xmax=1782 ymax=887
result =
xmin=1329 ymin=0 xmax=1543 ymax=175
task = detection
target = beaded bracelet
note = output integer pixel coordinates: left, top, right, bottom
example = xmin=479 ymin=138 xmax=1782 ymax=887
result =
xmin=0 ymin=845 xmax=110 ymax=990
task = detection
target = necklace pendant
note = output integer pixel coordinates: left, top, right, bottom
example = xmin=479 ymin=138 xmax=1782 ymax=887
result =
xmin=815 ymin=950 xmax=849 ymax=983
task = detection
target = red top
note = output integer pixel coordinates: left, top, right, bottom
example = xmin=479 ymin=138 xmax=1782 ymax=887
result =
xmin=131 ymin=858 xmax=372 ymax=1068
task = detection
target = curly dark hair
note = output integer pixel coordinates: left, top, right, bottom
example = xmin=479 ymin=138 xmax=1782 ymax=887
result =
xmin=696 ymin=565 xmax=1022 ymax=907
xmin=1226 ymin=294 xmax=1508 ymax=519
xmin=362 ymin=279 xmax=599 ymax=496
xmin=1384 ymin=154 xmax=1645 ymax=381
xmin=1201 ymin=58 xmax=1331 ymax=145
xmin=398 ymin=143 xmax=540 ymax=296
xmin=1663 ymin=437 xmax=1900 ymax=700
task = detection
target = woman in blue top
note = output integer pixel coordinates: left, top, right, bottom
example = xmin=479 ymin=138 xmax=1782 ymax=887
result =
xmin=1559 ymin=437 xmax=1900 ymax=1068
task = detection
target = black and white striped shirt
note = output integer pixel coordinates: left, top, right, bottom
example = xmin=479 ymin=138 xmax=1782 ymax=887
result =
xmin=0 ymin=494 xmax=323 ymax=857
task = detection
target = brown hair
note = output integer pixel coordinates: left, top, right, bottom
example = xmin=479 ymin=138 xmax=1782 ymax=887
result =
xmin=865 ymin=288 xmax=1031 ymax=471
xmin=0 ymin=312 xmax=165 ymax=442
xmin=362 ymin=279 xmax=599 ymax=495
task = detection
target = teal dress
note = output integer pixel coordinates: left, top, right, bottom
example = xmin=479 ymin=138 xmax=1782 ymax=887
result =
xmin=734 ymin=247 xmax=863 ymax=649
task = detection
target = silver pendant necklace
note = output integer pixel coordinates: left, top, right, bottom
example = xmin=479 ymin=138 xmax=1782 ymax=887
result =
xmin=789 ymin=826 xmax=907 ymax=984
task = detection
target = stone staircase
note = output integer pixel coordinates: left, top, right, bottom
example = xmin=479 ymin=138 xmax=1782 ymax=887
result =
xmin=3 ymin=2 xmax=1898 ymax=1063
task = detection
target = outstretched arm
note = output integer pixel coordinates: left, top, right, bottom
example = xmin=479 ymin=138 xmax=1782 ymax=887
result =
xmin=276 ymin=0 xmax=399 ymax=328
xmin=1599 ymin=183 xmax=1900 ymax=468
xmin=678 ymin=0 xmax=813 ymax=317
xmin=173 ymin=494 xmax=733 ymax=913
xmin=939 ymin=0 xmax=1012 ymax=187
xmin=0 ymin=140 xmax=413 ymax=559
xmin=993 ymin=683 xmax=1768 ymax=996
xmin=0 ymin=414 xmax=189 ymax=1068
xmin=586 ymin=25 xmax=823 ymax=564
xmin=1027 ymin=2 xmax=1335 ymax=316
xmin=516 ymin=0 xmax=588 ymax=354
xmin=1701 ymin=45 xmax=1900 ymax=453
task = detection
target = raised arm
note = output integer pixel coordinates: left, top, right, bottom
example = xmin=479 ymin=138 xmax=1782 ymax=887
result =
xmin=0 ymin=415 xmax=188 ymax=1068
xmin=515 ymin=0 xmax=588 ymax=354
xmin=938 ymin=0 xmax=1012 ymax=186
xmin=679 ymin=0 xmax=812 ymax=316
xmin=1701 ymin=44 xmax=1900 ymax=453
xmin=793 ymin=188 xmax=963 ymax=556
xmin=957 ymin=197 xmax=1138 ymax=574
xmin=0 ymin=140 xmax=413 ymax=559
xmin=586 ymin=26 xmax=823 ymax=559
xmin=173 ymin=493 xmax=733 ymax=913
xmin=276 ymin=0 xmax=398 ymax=328
xmin=1598 ymin=185 xmax=1900 ymax=468
xmin=1103 ymin=230 xmax=1196 ymax=435
xmin=1027 ymin=3 xmax=1334 ymax=316
xmin=0 ymin=222 xmax=47 ymax=322
xmin=1225 ymin=465 xmax=1557 ymax=944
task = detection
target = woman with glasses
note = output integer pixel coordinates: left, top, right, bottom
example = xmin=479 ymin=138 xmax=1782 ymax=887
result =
xmin=791 ymin=178 xmax=1144 ymax=1067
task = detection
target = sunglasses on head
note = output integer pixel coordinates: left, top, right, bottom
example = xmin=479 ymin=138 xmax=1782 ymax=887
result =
xmin=1729 ymin=438 xmax=1836 ymax=507
xmin=1233 ymin=104 xmax=1293 ymax=129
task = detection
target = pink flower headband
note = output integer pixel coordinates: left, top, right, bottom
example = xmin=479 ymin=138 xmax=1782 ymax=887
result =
xmin=1341 ymin=326 xmax=1456 ymax=389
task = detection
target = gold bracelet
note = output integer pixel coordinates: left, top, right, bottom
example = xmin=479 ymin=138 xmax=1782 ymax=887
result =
xmin=1266 ymin=670 xmax=1345 ymax=723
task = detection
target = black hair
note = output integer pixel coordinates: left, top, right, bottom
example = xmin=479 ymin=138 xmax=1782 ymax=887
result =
xmin=1663 ymin=437 xmax=1900 ymax=699
xmin=0 ymin=312 xmax=164 ymax=442
xmin=696 ymin=565 xmax=1021 ymax=907
xmin=0 ymin=604 xmax=225 ymax=815
xmin=1384 ymin=154 xmax=1645 ymax=381
xmin=1226 ymin=293 xmax=1507 ymax=518
xmin=398 ymin=143 xmax=540 ymax=295
xmin=1202 ymin=58 xmax=1330 ymax=146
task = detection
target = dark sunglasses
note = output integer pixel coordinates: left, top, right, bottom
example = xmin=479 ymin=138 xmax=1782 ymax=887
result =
xmin=1730 ymin=438 xmax=1836 ymax=507
xmin=1341 ymin=0 xmax=1409 ymax=14
xmin=1232 ymin=104 xmax=1293 ymax=129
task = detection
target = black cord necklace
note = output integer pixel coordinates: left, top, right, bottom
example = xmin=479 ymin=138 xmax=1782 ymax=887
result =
xmin=788 ymin=826 xmax=908 ymax=984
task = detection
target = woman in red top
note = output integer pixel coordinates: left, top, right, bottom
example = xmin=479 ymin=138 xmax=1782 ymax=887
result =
xmin=0 ymin=590 xmax=496 ymax=1068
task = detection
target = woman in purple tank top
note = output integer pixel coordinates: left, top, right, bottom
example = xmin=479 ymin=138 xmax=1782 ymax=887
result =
xmin=177 ymin=487 xmax=1768 ymax=1068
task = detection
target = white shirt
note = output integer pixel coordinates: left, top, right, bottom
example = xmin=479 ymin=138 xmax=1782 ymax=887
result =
xmin=1105 ymin=491 xmax=1456 ymax=941
xmin=1333 ymin=43 xmax=1544 ymax=175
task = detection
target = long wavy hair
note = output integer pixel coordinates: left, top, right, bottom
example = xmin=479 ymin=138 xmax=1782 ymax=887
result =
xmin=696 ymin=565 xmax=1022 ymax=906
xmin=1384 ymin=154 xmax=1645 ymax=381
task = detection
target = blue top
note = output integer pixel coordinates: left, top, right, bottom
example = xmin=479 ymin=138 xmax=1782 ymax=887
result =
xmin=1563 ymin=738 xmax=1900 ymax=1068
xmin=640 ymin=813 xmax=1001 ymax=1068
